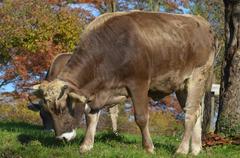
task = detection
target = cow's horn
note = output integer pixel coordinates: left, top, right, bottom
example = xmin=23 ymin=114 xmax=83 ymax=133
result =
xmin=31 ymin=84 xmax=41 ymax=90
xmin=31 ymin=80 xmax=49 ymax=90
xmin=69 ymin=92 xmax=87 ymax=103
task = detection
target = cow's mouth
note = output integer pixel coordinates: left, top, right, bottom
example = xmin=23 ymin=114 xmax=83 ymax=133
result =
xmin=56 ymin=129 xmax=76 ymax=142
xmin=27 ymin=96 xmax=42 ymax=111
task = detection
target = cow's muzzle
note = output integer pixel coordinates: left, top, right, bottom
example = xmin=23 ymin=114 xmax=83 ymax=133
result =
xmin=56 ymin=129 xmax=76 ymax=142
xmin=27 ymin=96 xmax=42 ymax=111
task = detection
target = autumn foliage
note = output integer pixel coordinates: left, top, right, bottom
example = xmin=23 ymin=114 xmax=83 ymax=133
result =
xmin=0 ymin=0 xmax=92 ymax=91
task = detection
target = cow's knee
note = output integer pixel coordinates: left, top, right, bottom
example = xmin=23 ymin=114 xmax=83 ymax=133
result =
xmin=135 ymin=114 xmax=148 ymax=127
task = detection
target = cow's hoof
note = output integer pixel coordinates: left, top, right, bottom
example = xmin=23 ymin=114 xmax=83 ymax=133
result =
xmin=79 ymin=144 xmax=93 ymax=153
xmin=176 ymin=147 xmax=189 ymax=155
xmin=191 ymin=146 xmax=201 ymax=156
xmin=145 ymin=147 xmax=155 ymax=154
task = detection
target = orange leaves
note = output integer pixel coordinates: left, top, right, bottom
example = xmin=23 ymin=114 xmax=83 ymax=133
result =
xmin=202 ymin=133 xmax=240 ymax=147
xmin=164 ymin=0 xmax=190 ymax=10
xmin=1 ymin=68 xmax=15 ymax=81
xmin=0 ymin=0 xmax=88 ymax=92
xmin=12 ymin=42 xmax=60 ymax=79
xmin=165 ymin=0 xmax=179 ymax=10
xmin=180 ymin=0 xmax=189 ymax=7
xmin=13 ymin=55 xmax=28 ymax=80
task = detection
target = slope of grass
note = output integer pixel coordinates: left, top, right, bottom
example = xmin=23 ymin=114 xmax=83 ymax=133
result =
xmin=0 ymin=121 xmax=239 ymax=158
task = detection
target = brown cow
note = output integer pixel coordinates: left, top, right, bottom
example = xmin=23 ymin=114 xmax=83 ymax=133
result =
xmin=35 ymin=11 xmax=216 ymax=155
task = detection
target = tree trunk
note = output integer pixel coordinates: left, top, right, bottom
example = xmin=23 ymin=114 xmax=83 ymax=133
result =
xmin=217 ymin=0 xmax=240 ymax=136
xmin=107 ymin=0 xmax=116 ymax=12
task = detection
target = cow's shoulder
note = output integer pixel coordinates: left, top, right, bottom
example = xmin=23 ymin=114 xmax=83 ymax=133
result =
xmin=86 ymin=12 xmax=130 ymax=32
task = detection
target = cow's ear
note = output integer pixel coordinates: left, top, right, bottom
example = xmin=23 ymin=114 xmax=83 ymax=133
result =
xmin=31 ymin=81 xmax=49 ymax=98
xmin=55 ymin=85 xmax=69 ymax=113
xmin=32 ymin=84 xmax=41 ymax=90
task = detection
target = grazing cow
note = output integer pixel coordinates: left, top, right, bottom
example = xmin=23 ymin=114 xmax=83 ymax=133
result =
xmin=28 ymin=53 xmax=121 ymax=134
xmin=35 ymin=11 xmax=216 ymax=155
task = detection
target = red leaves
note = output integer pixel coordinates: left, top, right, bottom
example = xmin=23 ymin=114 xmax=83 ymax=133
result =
xmin=1 ymin=68 xmax=16 ymax=81
xmin=202 ymin=133 xmax=240 ymax=147
xmin=12 ymin=43 xmax=59 ymax=78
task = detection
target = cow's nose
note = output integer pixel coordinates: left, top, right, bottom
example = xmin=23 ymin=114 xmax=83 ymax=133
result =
xmin=56 ymin=129 xmax=76 ymax=142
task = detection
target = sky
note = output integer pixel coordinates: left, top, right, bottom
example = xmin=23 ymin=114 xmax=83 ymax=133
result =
xmin=0 ymin=83 xmax=15 ymax=93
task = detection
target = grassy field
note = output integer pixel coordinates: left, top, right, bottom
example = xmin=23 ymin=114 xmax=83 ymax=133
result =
xmin=0 ymin=121 xmax=239 ymax=158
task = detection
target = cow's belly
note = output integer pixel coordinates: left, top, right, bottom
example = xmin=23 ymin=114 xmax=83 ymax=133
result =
xmin=150 ymin=70 xmax=190 ymax=93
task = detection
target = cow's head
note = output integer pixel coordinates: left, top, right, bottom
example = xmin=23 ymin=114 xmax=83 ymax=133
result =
xmin=33 ymin=79 xmax=87 ymax=141
xmin=27 ymin=95 xmax=54 ymax=130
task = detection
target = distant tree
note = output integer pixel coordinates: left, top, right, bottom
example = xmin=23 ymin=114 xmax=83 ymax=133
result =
xmin=217 ymin=0 xmax=240 ymax=136
xmin=47 ymin=0 xmax=116 ymax=13
xmin=116 ymin=0 xmax=189 ymax=12
xmin=0 ymin=0 xmax=90 ymax=92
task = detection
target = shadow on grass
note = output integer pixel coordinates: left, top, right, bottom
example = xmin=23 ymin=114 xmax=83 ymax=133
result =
xmin=18 ymin=134 xmax=61 ymax=147
xmin=94 ymin=132 xmax=178 ymax=154
xmin=17 ymin=133 xmax=84 ymax=148
xmin=0 ymin=121 xmax=42 ymax=132
xmin=154 ymin=142 xmax=177 ymax=154
xmin=0 ymin=121 xmax=177 ymax=153
xmin=95 ymin=132 xmax=138 ymax=145
xmin=0 ymin=121 xmax=82 ymax=148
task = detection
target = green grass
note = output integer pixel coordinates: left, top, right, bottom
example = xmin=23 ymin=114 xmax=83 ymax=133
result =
xmin=0 ymin=121 xmax=239 ymax=158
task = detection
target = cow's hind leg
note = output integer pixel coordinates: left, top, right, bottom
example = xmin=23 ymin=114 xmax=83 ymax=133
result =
xmin=109 ymin=105 xmax=119 ymax=135
xmin=80 ymin=108 xmax=100 ymax=153
xmin=176 ymin=69 xmax=207 ymax=155
xmin=191 ymin=109 xmax=202 ymax=155
xmin=129 ymin=83 xmax=154 ymax=153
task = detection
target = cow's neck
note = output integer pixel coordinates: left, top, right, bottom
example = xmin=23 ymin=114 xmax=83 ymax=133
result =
xmin=57 ymin=50 xmax=104 ymax=97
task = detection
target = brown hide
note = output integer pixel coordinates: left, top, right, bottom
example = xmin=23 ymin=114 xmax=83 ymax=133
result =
xmin=58 ymin=12 xmax=215 ymax=106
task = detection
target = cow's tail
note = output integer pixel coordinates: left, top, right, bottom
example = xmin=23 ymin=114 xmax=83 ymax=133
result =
xmin=205 ymin=64 xmax=214 ymax=92
xmin=202 ymin=37 xmax=219 ymax=135
xmin=205 ymin=36 xmax=219 ymax=92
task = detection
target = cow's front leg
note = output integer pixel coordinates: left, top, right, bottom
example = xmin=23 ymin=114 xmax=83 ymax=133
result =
xmin=129 ymin=84 xmax=154 ymax=153
xmin=80 ymin=108 xmax=100 ymax=153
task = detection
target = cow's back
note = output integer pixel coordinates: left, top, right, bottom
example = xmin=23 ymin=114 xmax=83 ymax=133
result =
xmin=59 ymin=12 xmax=215 ymax=93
